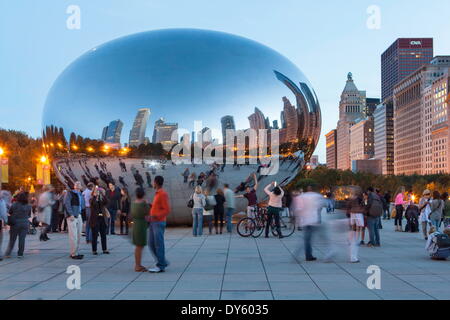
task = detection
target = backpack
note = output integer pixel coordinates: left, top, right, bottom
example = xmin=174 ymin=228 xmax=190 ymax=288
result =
xmin=368 ymin=193 xmax=383 ymax=217
xmin=435 ymin=234 xmax=450 ymax=249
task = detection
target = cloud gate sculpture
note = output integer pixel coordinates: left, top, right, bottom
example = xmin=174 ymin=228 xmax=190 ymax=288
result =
xmin=42 ymin=28 xmax=321 ymax=225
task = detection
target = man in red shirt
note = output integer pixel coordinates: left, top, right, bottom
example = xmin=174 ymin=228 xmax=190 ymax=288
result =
xmin=148 ymin=175 xmax=170 ymax=273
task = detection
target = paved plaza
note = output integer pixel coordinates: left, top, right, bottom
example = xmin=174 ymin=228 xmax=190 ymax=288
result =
xmin=1 ymin=211 xmax=449 ymax=300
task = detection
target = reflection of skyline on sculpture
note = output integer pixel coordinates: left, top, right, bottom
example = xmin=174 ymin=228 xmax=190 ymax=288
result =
xmin=41 ymin=28 xmax=321 ymax=224
xmin=42 ymin=29 xmax=319 ymax=150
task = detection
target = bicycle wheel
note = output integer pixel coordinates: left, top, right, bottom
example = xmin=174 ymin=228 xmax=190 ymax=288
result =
xmin=237 ymin=218 xmax=256 ymax=237
xmin=279 ymin=215 xmax=296 ymax=237
xmin=251 ymin=217 xmax=265 ymax=238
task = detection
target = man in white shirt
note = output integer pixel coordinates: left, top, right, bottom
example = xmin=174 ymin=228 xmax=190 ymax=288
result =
xmin=296 ymin=186 xmax=326 ymax=261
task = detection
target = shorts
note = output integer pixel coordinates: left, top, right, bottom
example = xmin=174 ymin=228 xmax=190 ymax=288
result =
xmin=350 ymin=213 xmax=365 ymax=227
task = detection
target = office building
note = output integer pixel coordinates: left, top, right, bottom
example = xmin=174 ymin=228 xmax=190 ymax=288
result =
xmin=325 ymin=129 xmax=337 ymax=169
xmin=129 ymin=108 xmax=151 ymax=147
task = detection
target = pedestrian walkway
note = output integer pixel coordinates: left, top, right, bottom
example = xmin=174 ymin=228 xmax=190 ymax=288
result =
xmin=0 ymin=214 xmax=449 ymax=300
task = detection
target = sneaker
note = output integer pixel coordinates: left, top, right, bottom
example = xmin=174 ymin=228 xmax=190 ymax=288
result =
xmin=306 ymin=257 xmax=317 ymax=262
xmin=70 ymin=255 xmax=83 ymax=260
xmin=92 ymin=251 xmax=98 ymax=255
xmin=359 ymin=241 xmax=365 ymax=246
xmin=103 ymin=251 xmax=110 ymax=254
xmin=148 ymin=267 xmax=165 ymax=273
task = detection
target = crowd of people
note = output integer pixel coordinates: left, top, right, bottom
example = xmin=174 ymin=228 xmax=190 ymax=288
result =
xmin=1 ymin=156 xmax=450 ymax=268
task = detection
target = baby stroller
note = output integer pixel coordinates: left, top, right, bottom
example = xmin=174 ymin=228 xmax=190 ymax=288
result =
xmin=28 ymin=212 xmax=39 ymax=235
xmin=404 ymin=204 xmax=419 ymax=233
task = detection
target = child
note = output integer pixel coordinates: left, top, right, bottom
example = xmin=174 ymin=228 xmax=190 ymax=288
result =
xmin=425 ymin=227 xmax=450 ymax=260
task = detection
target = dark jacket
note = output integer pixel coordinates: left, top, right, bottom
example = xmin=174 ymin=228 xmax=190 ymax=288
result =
xmin=106 ymin=187 xmax=121 ymax=211
xmin=120 ymin=197 xmax=130 ymax=214
xmin=8 ymin=202 xmax=32 ymax=223
xmin=346 ymin=196 xmax=366 ymax=215
xmin=366 ymin=192 xmax=383 ymax=218
xmin=89 ymin=195 xmax=108 ymax=228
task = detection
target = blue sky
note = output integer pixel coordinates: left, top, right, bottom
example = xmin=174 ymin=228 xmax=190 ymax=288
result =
xmin=1 ymin=0 xmax=450 ymax=162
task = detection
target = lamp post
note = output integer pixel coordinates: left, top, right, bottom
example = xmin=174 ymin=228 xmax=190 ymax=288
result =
xmin=36 ymin=155 xmax=51 ymax=186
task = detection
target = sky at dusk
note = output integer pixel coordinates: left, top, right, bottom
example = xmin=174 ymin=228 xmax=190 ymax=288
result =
xmin=1 ymin=0 xmax=450 ymax=161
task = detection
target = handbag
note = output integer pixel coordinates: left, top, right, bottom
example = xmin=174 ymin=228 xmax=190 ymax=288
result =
xmin=103 ymin=207 xmax=111 ymax=219
xmin=187 ymin=195 xmax=194 ymax=209
xmin=390 ymin=207 xmax=396 ymax=219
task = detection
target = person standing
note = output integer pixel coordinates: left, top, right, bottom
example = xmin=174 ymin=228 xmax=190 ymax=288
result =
xmin=203 ymin=190 xmax=216 ymax=235
xmin=296 ymin=186 xmax=326 ymax=261
xmin=223 ymin=184 xmax=235 ymax=233
xmin=0 ymin=191 xmax=11 ymax=260
xmin=383 ymin=191 xmax=392 ymax=220
xmin=236 ymin=173 xmax=258 ymax=219
xmin=119 ymin=188 xmax=130 ymax=235
xmin=182 ymin=168 xmax=190 ymax=183
xmin=365 ymin=187 xmax=383 ymax=247
xmin=89 ymin=187 xmax=110 ymax=255
xmin=4 ymin=192 xmax=32 ymax=258
xmin=37 ymin=185 xmax=55 ymax=241
xmin=419 ymin=190 xmax=432 ymax=240
xmin=148 ymin=176 xmax=170 ymax=273
xmin=106 ymin=182 xmax=121 ymax=235
xmin=192 ymin=186 xmax=205 ymax=237
xmin=213 ymin=188 xmax=226 ymax=234
xmin=82 ymin=183 xmax=94 ymax=244
xmin=429 ymin=191 xmax=444 ymax=231
xmin=263 ymin=182 xmax=284 ymax=239
xmin=145 ymin=172 xmax=152 ymax=189
xmin=131 ymin=187 xmax=149 ymax=272
xmin=394 ymin=187 xmax=406 ymax=232
xmin=346 ymin=190 xmax=365 ymax=263
xmin=64 ymin=181 xmax=85 ymax=260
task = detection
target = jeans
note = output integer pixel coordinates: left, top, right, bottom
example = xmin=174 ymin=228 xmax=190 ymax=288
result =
xmin=108 ymin=208 xmax=117 ymax=234
xmin=67 ymin=215 xmax=83 ymax=256
xmin=5 ymin=220 xmax=29 ymax=257
xmin=304 ymin=225 xmax=318 ymax=259
xmin=265 ymin=206 xmax=281 ymax=237
xmin=225 ymin=207 xmax=234 ymax=233
xmin=148 ymin=221 xmax=168 ymax=270
xmin=120 ymin=214 xmax=129 ymax=234
xmin=430 ymin=219 xmax=441 ymax=232
xmin=91 ymin=217 xmax=107 ymax=252
xmin=204 ymin=215 xmax=213 ymax=234
xmin=422 ymin=221 xmax=429 ymax=239
xmin=192 ymin=208 xmax=203 ymax=236
xmin=367 ymin=218 xmax=380 ymax=246
xmin=85 ymin=207 xmax=92 ymax=241
xmin=214 ymin=211 xmax=224 ymax=232
xmin=395 ymin=205 xmax=403 ymax=226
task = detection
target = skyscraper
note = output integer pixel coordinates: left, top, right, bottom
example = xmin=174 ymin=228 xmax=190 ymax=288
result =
xmin=393 ymin=57 xmax=450 ymax=175
xmin=365 ymin=98 xmax=381 ymax=117
xmin=336 ymin=73 xmax=366 ymax=170
xmin=129 ymin=108 xmax=151 ymax=147
xmin=382 ymin=38 xmax=434 ymax=103
xmin=282 ymin=97 xmax=299 ymax=143
xmin=104 ymin=119 xmax=123 ymax=144
xmin=349 ymin=118 xmax=374 ymax=162
xmin=325 ymin=129 xmax=337 ymax=169
xmin=248 ymin=107 xmax=267 ymax=130
xmin=221 ymin=115 xmax=235 ymax=144
xmin=373 ymin=104 xmax=394 ymax=175
xmin=152 ymin=118 xmax=178 ymax=150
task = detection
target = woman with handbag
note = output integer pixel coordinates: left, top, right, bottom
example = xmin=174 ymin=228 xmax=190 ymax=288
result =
xmin=89 ymin=186 xmax=110 ymax=255
xmin=394 ymin=187 xmax=406 ymax=232
xmin=4 ymin=192 xmax=32 ymax=258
